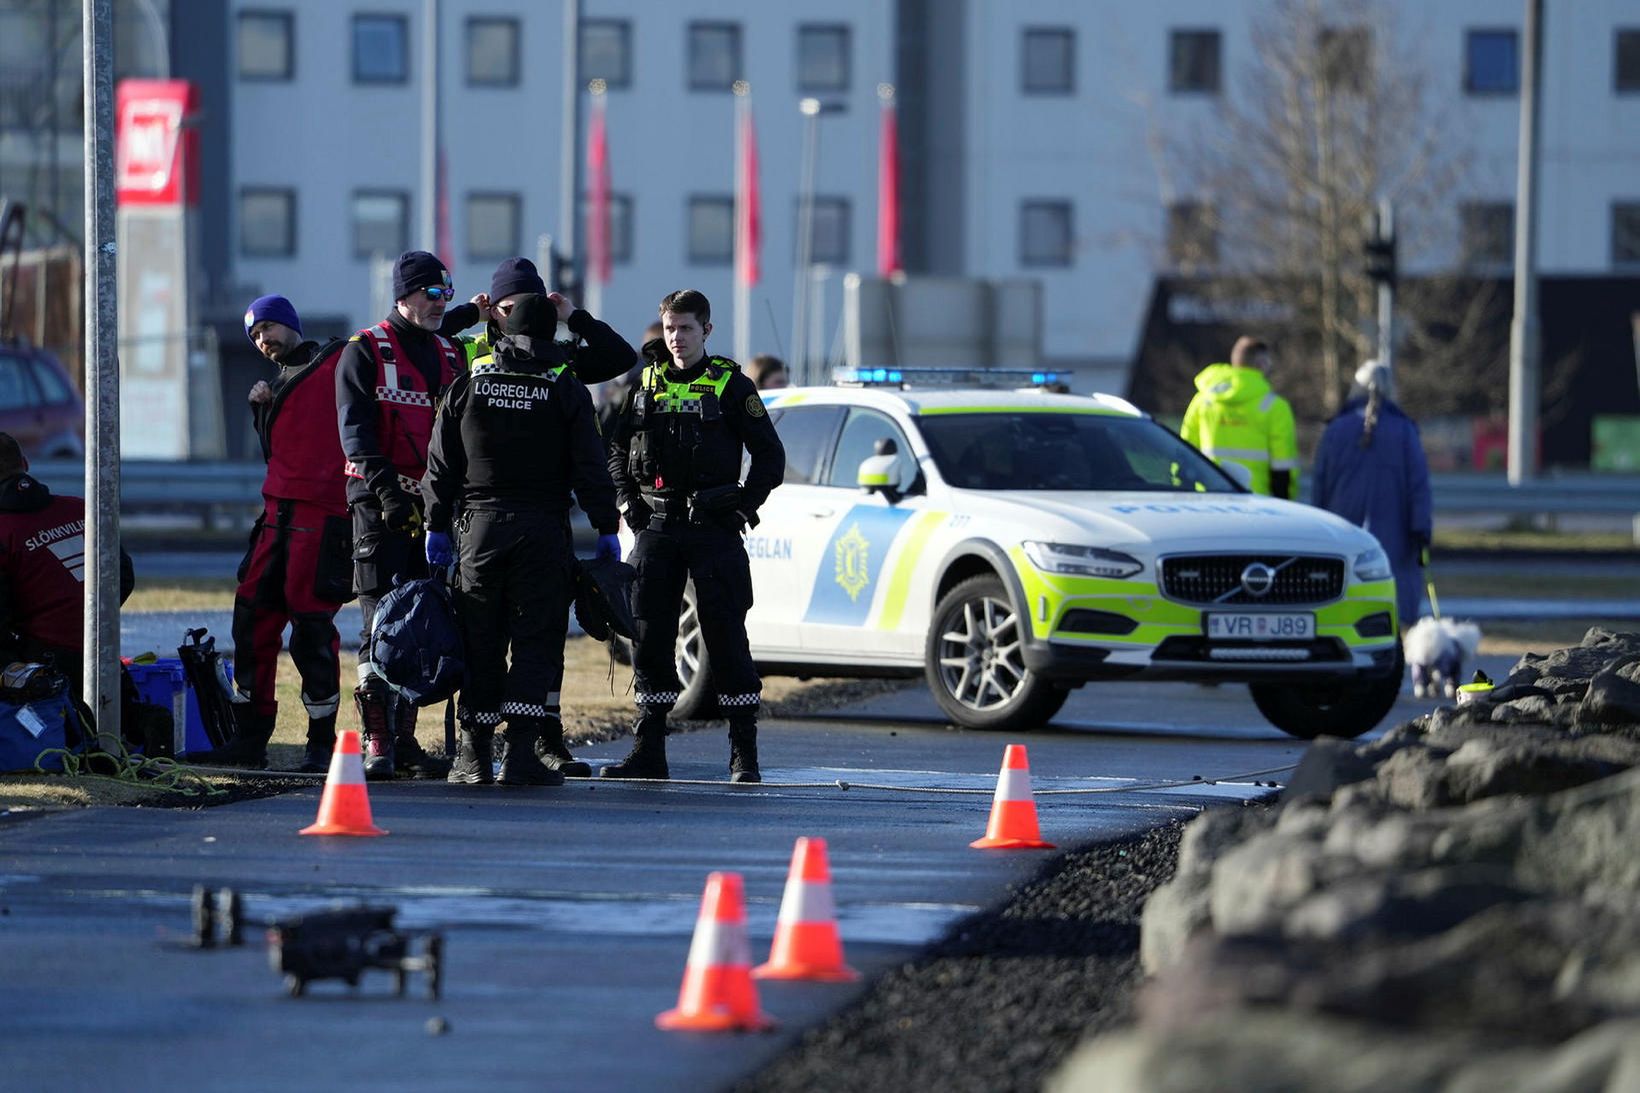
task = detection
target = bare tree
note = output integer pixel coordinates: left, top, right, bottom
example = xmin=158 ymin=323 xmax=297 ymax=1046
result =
xmin=1154 ymin=0 xmax=1504 ymax=427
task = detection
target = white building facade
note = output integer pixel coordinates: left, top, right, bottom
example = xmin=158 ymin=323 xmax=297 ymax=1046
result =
xmin=219 ymin=0 xmax=1640 ymax=376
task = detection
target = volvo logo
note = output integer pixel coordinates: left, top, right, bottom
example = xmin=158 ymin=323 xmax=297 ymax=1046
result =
xmin=1240 ymin=562 xmax=1276 ymax=597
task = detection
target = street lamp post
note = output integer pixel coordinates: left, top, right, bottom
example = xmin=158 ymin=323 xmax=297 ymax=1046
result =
xmin=791 ymin=97 xmax=843 ymax=386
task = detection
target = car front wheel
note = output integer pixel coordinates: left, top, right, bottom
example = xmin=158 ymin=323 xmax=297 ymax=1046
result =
xmin=924 ymin=575 xmax=1068 ymax=731
xmin=1247 ymin=645 xmax=1404 ymax=740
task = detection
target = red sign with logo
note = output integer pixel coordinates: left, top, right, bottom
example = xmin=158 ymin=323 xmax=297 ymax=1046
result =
xmin=116 ymin=79 xmax=199 ymax=206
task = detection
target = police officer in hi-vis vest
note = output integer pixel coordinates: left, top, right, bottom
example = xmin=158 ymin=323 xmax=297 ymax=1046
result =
xmin=336 ymin=250 xmax=467 ymax=780
xmin=603 ymin=289 xmax=784 ymax=782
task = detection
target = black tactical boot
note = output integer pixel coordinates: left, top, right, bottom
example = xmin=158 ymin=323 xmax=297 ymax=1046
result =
xmin=497 ymin=719 xmax=564 ymax=786
xmin=183 ymin=709 xmax=276 ymax=769
xmin=599 ymin=711 xmax=670 ymax=780
xmin=447 ymin=725 xmax=495 ymax=785
xmin=728 ymin=717 xmax=761 ymax=784
xmin=534 ymin=715 xmax=592 ymax=778
xmin=394 ymin=697 xmax=452 ymax=779
xmin=298 ymin=712 xmax=337 ymax=774
xmin=354 ymin=684 xmax=396 ymax=781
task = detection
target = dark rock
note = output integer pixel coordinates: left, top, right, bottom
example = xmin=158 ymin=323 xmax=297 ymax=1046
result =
xmin=1578 ymin=657 xmax=1640 ymax=726
xmin=1281 ymin=738 xmax=1379 ymax=802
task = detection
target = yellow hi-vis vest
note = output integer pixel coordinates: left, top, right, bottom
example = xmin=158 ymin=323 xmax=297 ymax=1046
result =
xmin=1180 ymin=363 xmax=1299 ymax=499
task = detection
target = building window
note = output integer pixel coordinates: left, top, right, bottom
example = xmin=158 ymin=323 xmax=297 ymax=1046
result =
xmin=1020 ymin=201 xmax=1073 ymax=267
xmin=353 ymin=14 xmax=408 ymax=84
xmin=1617 ymin=29 xmax=1640 ymax=92
xmin=1465 ymin=29 xmax=1518 ymax=95
xmin=802 ymin=197 xmax=851 ymax=265
xmin=240 ymin=188 xmax=296 ymax=257
xmin=466 ymin=16 xmax=519 ymax=87
xmin=1613 ymin=202 xmax=1640 ymax=267
xmin=584 ymin=193 xmax=634 ymax=265
xmin=1021 ymin=28 xmax=1075 ymax=95
xmin=352 ymin=190 xmax=408 ymax=260
xmin=1169 ymin=29 xmax=1221 ymax=94
xmin=1460 ymin=201 xmax=1514 ymax=267
xmin=582 ymin=19 xmax=632 ymax=89
xmin=1166 ymin=201 xmax=1217 ymax=267
xmin=1318 ymin=25 xmax=1371 ymax=93
xmin=467 ymin=192 xmax=520 ymax=260
xmin=798 ymin=24 xmax=851 ymax=92
xmin=688 ymin=22 xmax=741 ymax=91
xmin=687 ymin=196 xmax=734 ymax=264
xmin=237 ymin=10 xmax=293 ymax=80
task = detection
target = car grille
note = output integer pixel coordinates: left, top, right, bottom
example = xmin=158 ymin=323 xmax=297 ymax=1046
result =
xmin=1160 ymin=554 xmax=1345 ymax=606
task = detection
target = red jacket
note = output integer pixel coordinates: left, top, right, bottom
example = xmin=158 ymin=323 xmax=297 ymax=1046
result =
xmin=0 ymin=474 xmax=133 ymax=652
xmin=340 ymin=320 xmax=461 ymax=495
xmin=256 ymin=338 xmax=348 ymax=512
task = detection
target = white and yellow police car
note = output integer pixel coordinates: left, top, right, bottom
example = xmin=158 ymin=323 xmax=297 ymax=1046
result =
xmin=659 ymin=368 xmax=1404 ymax=739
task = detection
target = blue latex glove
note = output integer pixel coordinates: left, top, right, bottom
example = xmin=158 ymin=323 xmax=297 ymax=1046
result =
xmin=595 ymin=533 xmax=621 ymax=562
xmin=425 ymin=530 xmax=454 ymax=567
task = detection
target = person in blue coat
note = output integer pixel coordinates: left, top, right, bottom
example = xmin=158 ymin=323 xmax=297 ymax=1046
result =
xmin=1311 ymin=360 xmax=1433 ymax=629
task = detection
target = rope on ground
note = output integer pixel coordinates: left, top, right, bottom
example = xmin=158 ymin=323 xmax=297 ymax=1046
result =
xmin=590 ymin=762 xmax=1297 ymax=795
xmin=33 ymin=740 xmax=231 ymax=799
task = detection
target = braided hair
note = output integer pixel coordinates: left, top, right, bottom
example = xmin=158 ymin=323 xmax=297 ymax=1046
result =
xmin=1353 ymin=361 xmax=1393 ymax=449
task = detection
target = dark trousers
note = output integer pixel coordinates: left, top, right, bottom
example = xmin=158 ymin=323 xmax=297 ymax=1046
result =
xmin=629 ymin=520 xmax=759 ymax=713
xmin=453 ymin=508 xmax=573 ymax=727
xmin=351 ymin=501 xmax=429 ymax=673
xmin=233 ymin=498 xmax=347 ymax=718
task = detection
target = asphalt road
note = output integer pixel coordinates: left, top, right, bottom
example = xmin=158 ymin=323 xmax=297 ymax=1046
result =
xmin=0 ymin=675 xmax=1358 ymax=1093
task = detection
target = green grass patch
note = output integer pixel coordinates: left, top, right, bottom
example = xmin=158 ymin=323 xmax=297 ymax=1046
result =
xmin=125 ymin=579 xmax=238 ymax=612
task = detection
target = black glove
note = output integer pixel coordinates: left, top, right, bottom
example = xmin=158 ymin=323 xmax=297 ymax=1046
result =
xmin=377 ymin=485 xmax=423 ymax=535
xmin=695 ymin=486 xmax=751 ymax=533
xmin=623 ymin=499 xmax=653 ymax=532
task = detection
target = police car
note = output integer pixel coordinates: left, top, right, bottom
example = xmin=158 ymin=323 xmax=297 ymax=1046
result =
xmin=660 ymin=368 xmax=1404 ymax=740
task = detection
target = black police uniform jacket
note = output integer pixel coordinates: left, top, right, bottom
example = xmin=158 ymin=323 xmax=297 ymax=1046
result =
xmin=606 ymin=345 xmax=785 ymax=521
xmin=420 ymin=336 xmax=621 ymax=536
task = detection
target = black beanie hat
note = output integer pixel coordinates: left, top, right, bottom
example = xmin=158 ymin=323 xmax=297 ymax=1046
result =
xmin=393 ymin=250 xmax=450 ymax=301
xmin=489 ymin=257 xmax=547 ymax=303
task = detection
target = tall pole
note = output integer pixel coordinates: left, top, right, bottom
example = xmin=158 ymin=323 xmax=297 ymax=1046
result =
xmin=1507 ymin=0 xmax=1543 ymax=485
xmin=420 ymin=0 xmax=440 ymax=252
xmin=83 ymin=0 xmax=120 ymax=750
xmin=792 ymin=98 xmax=821 ymax=385
xmin=1375 ymin=199 xmax=1395 ymax=373
xmin=733 ymin=82 xmax=752 ymax=365
xmin=559 ymin=0 xmax=583 ymax=303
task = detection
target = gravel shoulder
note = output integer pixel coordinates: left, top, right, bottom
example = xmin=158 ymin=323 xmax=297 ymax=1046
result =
xmin=735 ymin=816 xmax=1199 ymax=1093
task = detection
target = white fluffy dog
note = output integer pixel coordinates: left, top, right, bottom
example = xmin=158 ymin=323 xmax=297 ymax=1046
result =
xmin=1405 ymin=616 xmax=1482 ymax=699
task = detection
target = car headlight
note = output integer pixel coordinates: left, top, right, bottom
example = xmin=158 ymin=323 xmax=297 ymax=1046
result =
xmin=1022 ymin=541 xmax=1143 ymax=579
xmin=1353 ymin=547 xmax=1392 ymax=581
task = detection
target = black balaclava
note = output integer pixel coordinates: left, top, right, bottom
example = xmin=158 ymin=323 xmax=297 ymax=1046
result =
xmin=495 ymin=293 xmax=565 ymax=363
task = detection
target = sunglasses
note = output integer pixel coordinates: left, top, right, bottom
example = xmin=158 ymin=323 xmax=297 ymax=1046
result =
xmin=422 ymin=285 xmax=455 ymax=301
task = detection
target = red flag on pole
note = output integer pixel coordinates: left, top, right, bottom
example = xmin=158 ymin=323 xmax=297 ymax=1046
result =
xmin=876 ymin=87 xmax=901 ymax=278
xmin=735 ymin=96 xmax=761 ymax=286
xmin=436 ymin=145 xmax=451 ymax=267
xmin=587 ymin=92 xmax=612 ymax=286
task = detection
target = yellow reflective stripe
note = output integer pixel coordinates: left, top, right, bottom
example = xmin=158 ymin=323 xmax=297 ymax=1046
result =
xmin=1259 ymin=391 xmax=1278 ymax=412
xmin=1270 ymin=458 xmax=1298 ymax=470
xmin=917 ymin=404 xmax=1132 ymax=416
xmin=876 ymin=511 xmax=944 ymax=631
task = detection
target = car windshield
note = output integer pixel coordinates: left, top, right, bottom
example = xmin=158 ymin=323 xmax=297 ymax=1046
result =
xmin=917 ymin=411 xmax=1240 ymax=493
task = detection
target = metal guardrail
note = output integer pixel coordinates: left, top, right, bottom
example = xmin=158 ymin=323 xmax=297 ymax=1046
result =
xmin=26 ymin=460 xmax=1640 ymax=523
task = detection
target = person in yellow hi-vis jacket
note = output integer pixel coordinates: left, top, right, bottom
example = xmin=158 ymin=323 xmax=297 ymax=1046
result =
xmin=1180 ymin=336 xmax=1299 ymax=499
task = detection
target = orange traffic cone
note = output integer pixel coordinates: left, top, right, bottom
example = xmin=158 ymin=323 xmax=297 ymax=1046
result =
xmin=754 ymin=837 xmax=859 ymax=982
xmin=299 ymin=729 xmax=387 ymax=837
xmin=657 ymin=872 xmax=775 ymax=1032
xmin=970 ymin=744 xmax=1054 ymax=850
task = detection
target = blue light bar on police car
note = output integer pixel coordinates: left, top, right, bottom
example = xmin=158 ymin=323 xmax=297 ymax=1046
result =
xmin=832 ymin=366 xmax=1061 ymax=388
